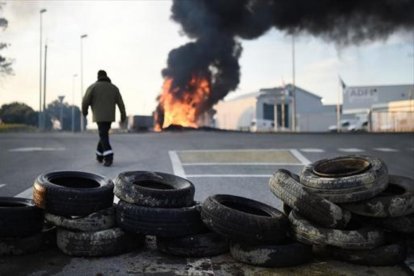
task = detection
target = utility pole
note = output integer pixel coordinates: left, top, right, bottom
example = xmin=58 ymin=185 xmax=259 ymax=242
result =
xmin=42 ymin=43 xmax=48 ymax=129
xmin=72 ymin=74 xmax=78 ymax=132
xmin=80 ymin=34 xmax=88 ymax=132
xmin=39 ymin=9 xmax=46 ymax=129
xmin=291 ymin=34 xmax=297 ymax=132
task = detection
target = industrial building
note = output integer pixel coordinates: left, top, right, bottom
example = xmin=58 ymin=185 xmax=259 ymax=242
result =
xmin=214 ymin=84 xmax=337 ymax=132
xmin=214 ymin=83 xmax=414 ymax=132
xmin=343 ymin=84 xmax=414 ymax=132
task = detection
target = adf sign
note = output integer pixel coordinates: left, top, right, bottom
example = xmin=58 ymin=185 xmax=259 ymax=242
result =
xmin=345 ymin=87 xmax=378 ymax=103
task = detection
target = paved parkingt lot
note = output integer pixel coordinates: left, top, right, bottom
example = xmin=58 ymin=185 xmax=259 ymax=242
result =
xmin=0 ymin=131 xmax=413 ymax=275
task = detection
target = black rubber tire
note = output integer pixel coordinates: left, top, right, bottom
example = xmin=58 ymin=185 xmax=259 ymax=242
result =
xmin=289 ymin=211 xmax=384 ymax=250
xmin=114 ymin=171 xmax=195 ymax=207
xmin=56 ymin=227 xmax=144 ymax=257
xmin=45 ymin=206 xmax=116 ymax=232
xmin=300 ymin=155 xmax=388 ymax=203
xmin=0 ymin=232 xmax=43 ymax=256
xmin=268 ymin=169 xmax=351 ymax=229
xmin=0 ymin=197 xmax=44 ymax=238
xmin=229 ymin=240 xmax=312 ymax=267
xmin=367 ymin=213 xmax=414 ymax=233
xmin=116 ymin=200 xmax=207 ymax=237
xmin=157 ymin=232 xmax=229 ymax=257
xmin=325 ymin=240 xmax=407 ymax=266
xmin=201 ymin=194 xmax=288 ymax=244
xmin=342 ymin=175 xmax=414 ymax=217
xmin=33 ymin=171 xmax=114 ymax=217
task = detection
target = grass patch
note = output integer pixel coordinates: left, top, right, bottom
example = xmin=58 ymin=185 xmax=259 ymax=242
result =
xmin=0 ymin=124 xmax=37 ymax=133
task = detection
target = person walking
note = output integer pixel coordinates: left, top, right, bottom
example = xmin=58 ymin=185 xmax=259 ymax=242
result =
xmin=82 ymin=70 xmax=126 ymax=167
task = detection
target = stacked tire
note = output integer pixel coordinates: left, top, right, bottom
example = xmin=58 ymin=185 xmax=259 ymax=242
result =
xmin=0 ymin=197 xmax=44 ymax=255
xmin=115 ymin=171 xmax=228 ymax=257
xmin=201 ymin=194 xmax=312 ymax=267
xmin=269 ymin=155 xmax=408 ymax=266
xmin=34 ymin=171 xmax=143 ymax=256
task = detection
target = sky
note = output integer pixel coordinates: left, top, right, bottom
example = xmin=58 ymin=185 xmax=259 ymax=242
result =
xmin=0 ymin=0 xmax=413 ymax=124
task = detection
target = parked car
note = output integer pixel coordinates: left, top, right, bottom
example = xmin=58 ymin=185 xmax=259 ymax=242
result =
xmin=329 ymin=120 xmax=368 ymax=132
xmin=348 ymin=120 xmax=368 ymax=132
xmin=328 ymin=120 xmax=351 ymax=132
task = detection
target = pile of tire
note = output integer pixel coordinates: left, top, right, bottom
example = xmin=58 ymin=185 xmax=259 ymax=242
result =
xmin=114 ymin=171 xmax=228 ymax=257
xmin=0 ymin=197 xmax=45 ymax=256
xmin=269 ymin=155 xmax=410 ymax=266
xmin=201 ymin=194 xmax=312 ymax=267
xmin=33 ymin=171 xmax=143 ymax=256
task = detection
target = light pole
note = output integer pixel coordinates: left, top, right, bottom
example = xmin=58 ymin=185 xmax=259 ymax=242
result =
xmin=72 ymin=74 xmax=78 ymax=132
xmin=291 ymin=34 xmax=296 ymax=132
xmin=42 ymin=43 xmax=48 ymax=129
xmin=80 ymin=34 xmax=88 ymax=132
xmin=39 ymin=8 xmax=46 ymax=129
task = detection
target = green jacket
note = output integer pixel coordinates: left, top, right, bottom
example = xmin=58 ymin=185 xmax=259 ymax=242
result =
xmin=82 ymin=79 xmax=126 ymax=122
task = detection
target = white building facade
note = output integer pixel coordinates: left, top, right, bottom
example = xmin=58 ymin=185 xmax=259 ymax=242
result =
xmin=214 ymin=84 xmax=337 ymax=132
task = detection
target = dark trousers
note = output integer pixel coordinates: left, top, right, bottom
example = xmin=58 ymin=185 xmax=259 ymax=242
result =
xmin=96 ymin=122 xmax=113 ymax=161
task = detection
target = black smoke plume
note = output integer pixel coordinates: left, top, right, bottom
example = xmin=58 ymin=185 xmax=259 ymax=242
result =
xmin=156 ymin=0 xmax=414 ymax=128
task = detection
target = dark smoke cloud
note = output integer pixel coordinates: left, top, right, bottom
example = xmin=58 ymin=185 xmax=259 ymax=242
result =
xmin=172 ymin=0 xmax=414 ymax=44
xmin=157 ymin=0 xmax=414 ymax=127
xmin=0 ymin=3 xmax=8 ymax=30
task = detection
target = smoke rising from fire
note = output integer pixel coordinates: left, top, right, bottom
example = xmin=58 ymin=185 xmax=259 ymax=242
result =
xmin=155 ymin=0 xmax=414 ymax=129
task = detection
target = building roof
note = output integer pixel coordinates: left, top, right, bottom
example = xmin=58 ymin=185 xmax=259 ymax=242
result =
xmin=225 ymin=84 xmax=322 ymax=102
xmin=345 ymin=84 xmax=413 ymax=90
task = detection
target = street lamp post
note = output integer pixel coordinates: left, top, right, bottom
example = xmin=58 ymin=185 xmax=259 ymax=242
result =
xmin=291 ymin=34 xmax=296 ymax=132
xmin=39 ymin=8 xmax=46 ymax=130
xmin=72 ymin=74 xmax=78 ymax=132
xmin=42 ymin=43 xmax=48 ymax=129
xmin=80 ymin=34 xmax=88 ymax=132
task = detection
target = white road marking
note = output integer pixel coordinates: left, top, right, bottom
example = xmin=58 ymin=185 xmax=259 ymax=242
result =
xmin=8 ymin=147 xmax=65 ymax=152
xmin=290 ymin=149 xmax=311 ymax=165
xmin=373 ymin=148 xmax=399 ymax=152
xmin=300 ymin=148 xmax=325 ymax=153
xmin=338 ymin=148 xmax=364 ymax=153
xmin=187 ymin=174 xmax=272 ymax=178
xmin=182 ymin=162 xmax=303 ymax=166
xmin=168 ymin=151 xmax=186 ymax=177
xmin=177 ymin=148 xmax=295 ymax=152
xmin=0 ymin=184 xmax=6 ymax=188
xmin=15 ymin=187 xmax=33 ymax=198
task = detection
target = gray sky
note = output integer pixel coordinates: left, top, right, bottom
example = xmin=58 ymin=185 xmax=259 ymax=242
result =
xmin=1 ymin=0 xmax=413 ymax=121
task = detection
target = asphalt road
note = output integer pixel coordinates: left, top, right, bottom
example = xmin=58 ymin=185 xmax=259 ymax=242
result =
xmin=1 ymin=131 xmax=413 ymax=204
xmin=0 ymin=131 xmax=413 ymax=275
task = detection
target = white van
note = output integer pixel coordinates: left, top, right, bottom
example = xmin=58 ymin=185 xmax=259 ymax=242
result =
xmin=250 ymin=119 xmax=275 ymax=132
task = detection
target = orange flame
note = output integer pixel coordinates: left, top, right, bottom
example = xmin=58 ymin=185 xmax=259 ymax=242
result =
xmin=155 ymin=76 xmax=211 ymax=131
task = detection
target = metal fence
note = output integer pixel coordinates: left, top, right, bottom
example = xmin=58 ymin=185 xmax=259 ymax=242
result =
xmin=371 ymin=111 xmax=414 ymax=132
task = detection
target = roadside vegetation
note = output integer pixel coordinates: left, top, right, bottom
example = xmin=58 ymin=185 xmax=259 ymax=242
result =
xmin=0 ymin=101 xmax=82 ymax=132
xmin=0 ymin=123 xmax=37 ymax=133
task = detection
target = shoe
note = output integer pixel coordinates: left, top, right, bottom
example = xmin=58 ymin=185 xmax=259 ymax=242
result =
xmin=96 ymin=156 xmax=103 ymax=163
xmin=103 ymin=159 xmax=113 ymax=167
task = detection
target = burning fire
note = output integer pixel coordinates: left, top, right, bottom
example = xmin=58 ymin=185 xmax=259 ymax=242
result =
xmin=154 ymin=76 xmax=211 ymax=131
